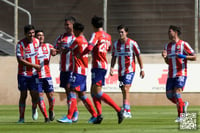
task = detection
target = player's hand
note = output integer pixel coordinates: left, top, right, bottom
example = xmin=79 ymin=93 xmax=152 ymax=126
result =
xmin=162 ymin=50 xmax=167 ymax=59
xmin=34 ymin=64 xmax=41 ymax=71
xmin=51 ymin=48 xmax=57 ymax=56
xmin=110 ymin=67 xmax=114 ymax=76
xmin=140 ymin=70 xmax=145 ymax=79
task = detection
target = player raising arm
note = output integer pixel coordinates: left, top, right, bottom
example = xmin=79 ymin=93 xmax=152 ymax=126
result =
xmin=161 ymin=25 xmax=196 ymax=123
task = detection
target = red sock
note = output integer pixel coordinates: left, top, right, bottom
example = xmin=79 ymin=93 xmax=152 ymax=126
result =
xmin=101 ymin=93 xmax=121 ymax=112
xmin=82 ymin=97 xmax=97 ymax=117
xmin=176 ymin=98 xmax=184 ymax=117
xmin=38 ymin=97 xmax=48 ymax=118
xmin=67 ymin=98 xmax=77 ymax=119
xmin=92 ymin=96 xmax=102 ymax=116
xmin=19 ymin=103 xmax=25 ymax=119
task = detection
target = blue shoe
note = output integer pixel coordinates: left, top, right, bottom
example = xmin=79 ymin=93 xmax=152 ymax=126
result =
xmin=72 ymin=111 xmax=79 ymax=123
xmin=57 ymin=116 xmax=72 ymax=123
xmin=17 ymin=118 xmax=24 ymax=123
xmin=88 ymin=116 xmax=97 ymax=124
xmin=32 ymin=108 xmax=38 ymax=120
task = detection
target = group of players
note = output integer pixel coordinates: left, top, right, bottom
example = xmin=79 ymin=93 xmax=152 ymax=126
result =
xmin=15 ymin=15 xmax=196 ymax=124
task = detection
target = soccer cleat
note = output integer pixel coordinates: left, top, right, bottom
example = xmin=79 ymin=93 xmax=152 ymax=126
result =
xmin=117 ymin=109 xmax=124 ymax=124
xmin=183 ymin=101 xmax=189 ymax=113
xmin=175 ymin=117 xmax=183 ymax=123
xmin=17 ymin=118 xmax=24 ymax=123
xmin=88 ymin=116 xmax=97 ymax=124
xmin=45 ymin=118 xmax=50 ymax=123
xmin=49 ymin=110 xmax=55 ymax=121
xmin=32 ymin=108 xmax=38 ymax=120
xmin=57 ymin=116 xmax=72 ymax=123
xmin=123 ymin=111 xmax=132 ymax=118
xmin=72 ymin=111 xmax=79 ymax=123
xmin=93 ymin=115 xmax=103 ymax=124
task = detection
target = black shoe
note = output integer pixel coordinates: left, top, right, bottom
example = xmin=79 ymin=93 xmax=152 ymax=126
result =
xmin=49 ymin=111 xmax=55 ymax=121
xmin=45 ymin=118 xmax=50 ymax=123
xmin=117 ymin=109 xmax=124 ymax=124
xmin=93 ymin=115 xmax=103 ymax=124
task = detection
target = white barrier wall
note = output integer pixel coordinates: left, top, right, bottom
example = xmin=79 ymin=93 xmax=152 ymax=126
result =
xmin=50 ymin=64 xmax=200 ymax=93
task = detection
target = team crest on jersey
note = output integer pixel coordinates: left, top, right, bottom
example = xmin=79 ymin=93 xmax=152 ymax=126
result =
xmin=42 ymin=46 xmax=48 ymax=54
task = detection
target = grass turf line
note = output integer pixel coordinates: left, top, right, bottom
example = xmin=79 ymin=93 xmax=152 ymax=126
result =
xmin=0 ymin=105 xmax=199 ymax=133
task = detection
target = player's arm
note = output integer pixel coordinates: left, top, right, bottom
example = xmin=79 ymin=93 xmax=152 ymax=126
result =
xmin=80 ymin=44 xmax=94 ymax=57
xmin=176 ymin=53 xmax=196 ymax=61
xmin=162 ymin=50 xmax=169 ymax=64
xmin=110 ymin=55 xmax=117 ymax=76
xmin=17 ymin=57 xmax=41 ymax=71
xmin=136 ymin=54 xmax=145 ymax=79
xmin=50 ymin=48 xmax=57 ymax=56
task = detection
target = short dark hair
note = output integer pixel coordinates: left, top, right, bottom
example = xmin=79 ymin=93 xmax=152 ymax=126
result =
xmin=35 ymin=30 xmax=44 ymax=35
xmin=117 ymin=24 xmax=128 ymax=32
xmin=73 ymin=22 xmax=84 ymax=32
xmin=64 ymin=16 xmax=76 ymax=24
xmin=91 ymin=15 xmax=104 ymax=28
xmin=24 ymin=24 xmax=35 ymax=34
xmin=169 ymin=25 xmax=181 ymax=36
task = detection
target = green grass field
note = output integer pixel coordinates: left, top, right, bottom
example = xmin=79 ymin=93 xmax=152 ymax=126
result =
xmin=0 ymin=105 xmax=199 ymax=133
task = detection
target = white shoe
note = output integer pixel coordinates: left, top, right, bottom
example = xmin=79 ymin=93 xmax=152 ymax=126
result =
xmin=175 ymin=117 xmax=183 ymax=123
xmin=32 ymin=108 xmax=38 ymax=120
xmin=183 ymin=101 xmax=189 ymax=113
xmin=123 ymin=111 xmax=132 ymax=118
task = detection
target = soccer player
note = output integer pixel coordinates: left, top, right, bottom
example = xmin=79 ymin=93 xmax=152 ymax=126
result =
xmin=57 ymin=22 xmax=97 ymax=123
xmin=35 ymin=30 xmax=56 ymax=123
xmin=54 ymin=16 xmax=78 ymax=122
xmin=110 ymin=24 xmax=145 ymax=118
xmin=16 ymin=24 xmax=40 ymax=123
xmin=162 ymin=25 xmax=196 ymax=122
xmin=81 ymin=16 xmax=124 ymax=124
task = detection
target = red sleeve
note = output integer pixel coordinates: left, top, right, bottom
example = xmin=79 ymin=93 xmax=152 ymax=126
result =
xmin=80 ymin=44 xmax=93 ymax=57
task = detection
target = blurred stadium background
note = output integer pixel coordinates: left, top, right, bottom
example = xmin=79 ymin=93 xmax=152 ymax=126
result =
xmin=0 ymin=0 xmax=199 ymax=106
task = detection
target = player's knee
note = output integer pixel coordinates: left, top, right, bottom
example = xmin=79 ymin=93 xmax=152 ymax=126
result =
xmin=175 ymin=93 xmax=181 ymax=99
xmin=166 ymin=92 xmax=173 ymax=99
xmin=69 ymin=92 xmax=77 ymax=99
xmin=95 ymin=91 xmax=103 ymax=99
xmin=79 ymin=95 xmax=87 ymax=101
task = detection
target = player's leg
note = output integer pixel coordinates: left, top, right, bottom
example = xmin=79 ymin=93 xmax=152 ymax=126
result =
xmin=60 ymin=71 xmax=78 ymax=120
xmin=166 ymin=78 xmax=176 ymax=104
xmin=78 ymin=91 xmax=97 ymax=123
xmin=18 ymin=90 xmax=27 ymax=123
xmin=46 ymin=91 xmax=55 ymax=121
xmin=37 ymin=78 xmax=49 ymax=122
xmin=174 ymin=76 xmax=187 ymax=122
xmin=121 ymin=84 xmax=132 ymax=118
xmin=17 ymin=75 xmax=28 ymax=123
xmin=91 ymin=68 xmax=124 ymax=124
xmin=57 ymin=91 xmax=77 ymax=123
xmin=119 ymin=72 xmax=134 ymax=118
xmin=29 ymin=75 xmax=39 ymax=121
xmin=43 ymin=77 xmax=55 ymax=121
